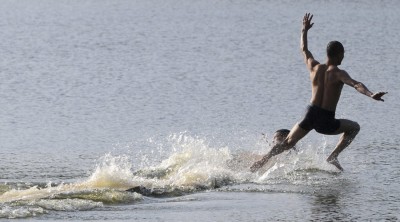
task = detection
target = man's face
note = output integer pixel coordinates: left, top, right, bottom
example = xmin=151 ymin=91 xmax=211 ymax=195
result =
xmin=272 ymin=133 xmax=287 ymax=145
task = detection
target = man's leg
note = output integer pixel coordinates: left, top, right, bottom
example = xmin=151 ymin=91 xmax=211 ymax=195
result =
xmin=285 ymin=123 xmax=310 ymax=148
xmin=250 ymin=123 xmax=309 ymax=172
xmin=326 ymin=119 xmax=360 ymax=171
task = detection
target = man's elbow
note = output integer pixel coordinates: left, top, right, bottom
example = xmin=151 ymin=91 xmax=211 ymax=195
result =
xmin=301 ymin=50 xmax=308 ymax=61
xmin=303 ymin=58 xmax=309 ymax=65
xmin=353 ymin=82 xmax=363 ymax=89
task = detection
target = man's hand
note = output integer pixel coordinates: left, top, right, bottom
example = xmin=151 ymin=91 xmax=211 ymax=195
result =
xmin=372 ymin=92 xmax=388 ymax=101
xmin=303 ymin=13 xmax=314 ymax=31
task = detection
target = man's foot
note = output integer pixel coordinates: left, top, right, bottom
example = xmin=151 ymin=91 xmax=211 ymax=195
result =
xmin=327 ymin=157 xmax=344 ymax=171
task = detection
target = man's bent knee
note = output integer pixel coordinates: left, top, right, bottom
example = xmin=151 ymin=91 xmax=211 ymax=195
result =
xmin=348 ymin=121 xmax=360 ymax=135
xmin=353 ymin=121 xmax=360 ymax=133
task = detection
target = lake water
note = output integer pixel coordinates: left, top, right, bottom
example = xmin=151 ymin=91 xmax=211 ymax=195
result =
xmin=0 ymin=0 xmax=399 ymax=221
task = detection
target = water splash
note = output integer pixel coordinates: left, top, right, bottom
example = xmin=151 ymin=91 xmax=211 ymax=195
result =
xmin=0 ymin=205 xmax=45 ymax=219
xmin=135 ymin=133 xmax=238 ymax=190
xmin=81 ymin=153 xmax=136 ymax=189
xmin=0 ymin=133 xmax=341 ymax=219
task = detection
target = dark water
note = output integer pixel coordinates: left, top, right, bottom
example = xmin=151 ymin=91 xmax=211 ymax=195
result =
xmin=0 ymin=0 xmax=399 ymax=220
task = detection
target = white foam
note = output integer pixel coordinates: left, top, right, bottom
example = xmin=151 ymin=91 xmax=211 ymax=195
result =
xmin=143 ymin=134 xmax=237 ymax=189
xmin=0 ymin=205 xmax=45 ymax=219
xmin=0 ymin=133 xmax=341 ymax=220
xmin=33 ymin=199 xmax=103 ymax=211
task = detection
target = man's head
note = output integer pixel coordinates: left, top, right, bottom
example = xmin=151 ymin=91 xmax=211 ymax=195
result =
xmin=272 ymin=129 xmax=290 ymax=145
xmin=326 ymin=41 xmax=344 ymax=65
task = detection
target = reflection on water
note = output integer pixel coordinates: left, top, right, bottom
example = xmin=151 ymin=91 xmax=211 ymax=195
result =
xmin=311 ymin=194 xmax=351 ymax=221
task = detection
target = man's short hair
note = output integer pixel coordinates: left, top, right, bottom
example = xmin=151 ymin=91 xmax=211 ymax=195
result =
xmin=274 ymin=129 xmax=290 ymax=136
xmin=326 ymin=41 xmax=344 ymax=58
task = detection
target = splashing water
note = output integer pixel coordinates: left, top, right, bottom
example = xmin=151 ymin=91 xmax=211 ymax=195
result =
xmin=0 ymin=133 xmax=340 ymax=219
xmin=82 ymin=154 xmax=136 ymax=189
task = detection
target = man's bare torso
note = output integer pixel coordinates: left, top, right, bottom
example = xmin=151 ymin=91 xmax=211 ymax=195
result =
xmin=309 ymin=64 xmax=344 ymax=112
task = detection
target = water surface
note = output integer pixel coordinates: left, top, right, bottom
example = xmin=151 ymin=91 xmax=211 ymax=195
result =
xmin=0 ymin=0 xmax=399 ymax=220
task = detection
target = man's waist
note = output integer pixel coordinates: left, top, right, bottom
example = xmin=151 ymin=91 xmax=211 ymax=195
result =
xmin=308 ymin=104 xmax=336 ymax=115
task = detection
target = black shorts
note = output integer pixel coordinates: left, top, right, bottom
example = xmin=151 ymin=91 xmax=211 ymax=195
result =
xmin=298 ymin=105 xmax=341 ymax=134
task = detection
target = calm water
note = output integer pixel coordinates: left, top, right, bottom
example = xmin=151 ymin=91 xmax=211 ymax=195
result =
xmin=0 ymin=0 xmax=399 ymax=221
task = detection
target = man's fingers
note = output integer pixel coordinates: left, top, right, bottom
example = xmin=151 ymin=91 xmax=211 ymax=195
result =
xmin=379 ymin=92 xmax=388 ymax=99
xmin=373 ymin=92 xmax=387 ymax=101
xmin=303 ymin=13 xmax=314 ymax=25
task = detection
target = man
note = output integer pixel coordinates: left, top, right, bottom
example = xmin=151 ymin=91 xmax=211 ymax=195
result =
xmin=272 ymin=129 xmax=290 ymax=144
xmin=262 ymin=129 xmax=290 ymax=145
xmin=250 ymin=13 xmax=387 ymax=172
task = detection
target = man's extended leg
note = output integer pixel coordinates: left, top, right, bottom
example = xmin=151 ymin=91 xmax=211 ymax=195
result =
xmin=326 ymin=119 xmax=360 ymax=171
xmin=250 ymin=123 xmax=310 ymax=172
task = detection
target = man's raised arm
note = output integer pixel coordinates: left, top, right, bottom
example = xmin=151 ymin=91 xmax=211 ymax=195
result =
xmin=301 ymin=13 xmax=319 ymax=71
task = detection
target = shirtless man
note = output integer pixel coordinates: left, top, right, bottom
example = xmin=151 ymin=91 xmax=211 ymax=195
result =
xmin=250 ymin=13 xmax=387 ymax=172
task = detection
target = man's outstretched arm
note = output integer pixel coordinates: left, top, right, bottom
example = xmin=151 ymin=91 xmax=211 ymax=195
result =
xmin=250 ymin=143 xmax=286 ymax=172
xmin=301 ymin=13 xmax=319 ymax=71
xmin=354 ymin=83 xmax=387 ymax=101
xmin=339 ymin=71 xmax=388 ymax=101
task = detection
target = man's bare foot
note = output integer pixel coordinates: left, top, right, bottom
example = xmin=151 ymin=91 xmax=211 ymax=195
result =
xmin=327 ymin=157 xmax=344 ymax=171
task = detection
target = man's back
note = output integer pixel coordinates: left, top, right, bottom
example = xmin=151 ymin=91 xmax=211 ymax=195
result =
xmin=310 ymin=64 xmax=345 ymax=112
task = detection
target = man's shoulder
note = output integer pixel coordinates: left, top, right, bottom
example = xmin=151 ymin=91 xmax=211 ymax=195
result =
xmin=327 ymin=65 xmax=347 ymax=74
xmin=324 ymin=66 xmax=351 ymax=83
xmin=336 ymin=68 xmax=349 ymax=76
xmin=331 ymin=68 xmax=353 ymax=83
xmin=313 ymin=63 xmax=327 ymax=72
